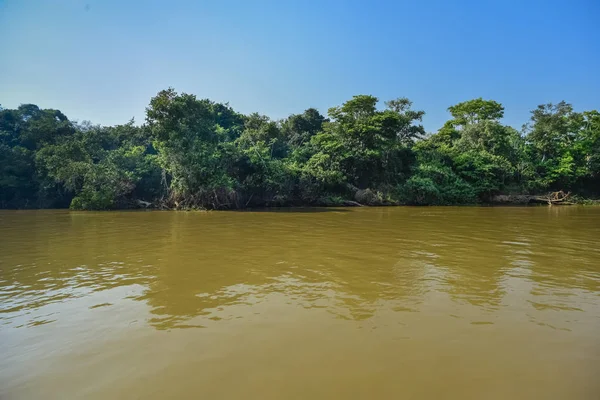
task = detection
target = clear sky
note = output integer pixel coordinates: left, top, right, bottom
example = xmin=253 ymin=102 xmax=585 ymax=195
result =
xmin=1 ymin=0 xmax=599 ymax=132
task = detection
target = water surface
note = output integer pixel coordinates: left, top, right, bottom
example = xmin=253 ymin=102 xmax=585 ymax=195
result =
xmin=1 ymin=207 xmax=599 ymax=399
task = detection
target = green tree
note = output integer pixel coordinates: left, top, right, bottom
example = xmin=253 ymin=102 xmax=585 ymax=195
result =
xmin=417 ymin=98 xmax=518 ymax=200
xmin=305 ymin=95 xmax=423 ymax=193
xmin=35 ymin=121 xmax=161 ymax=210
xmin=235 ymin=113 xmax=296 ymax=205
xmin=523 ymin=101 xmax=586 ymax=189
xmin=282 ymin=108 xmax=327 ymax=148
xmin=146 ymin=88 xmax=241 ymax=208
xmin=447 ymin=98 xmax=504 ymax=126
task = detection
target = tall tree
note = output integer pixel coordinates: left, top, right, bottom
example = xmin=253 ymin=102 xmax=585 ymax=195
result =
xmin=146 ymin=88 xmax=241 ymax=208
xmin=305 ymin=95 xmax=424 ymax=191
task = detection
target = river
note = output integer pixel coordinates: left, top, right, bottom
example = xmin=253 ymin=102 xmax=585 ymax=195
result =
xmin=1 ymin=207 xmax=599 ymax=399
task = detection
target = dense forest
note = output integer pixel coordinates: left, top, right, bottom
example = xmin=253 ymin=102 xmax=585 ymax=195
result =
xmin=1 ymin=89 xmax=599 ymax=210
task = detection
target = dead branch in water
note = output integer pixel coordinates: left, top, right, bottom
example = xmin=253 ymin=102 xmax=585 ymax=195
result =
xmin=533 ymin=191 xmax=574 ymax=205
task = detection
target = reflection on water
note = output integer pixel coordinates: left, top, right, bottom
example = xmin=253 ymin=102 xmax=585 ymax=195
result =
xmin=1 ymin=207 xmax=600 ymax=399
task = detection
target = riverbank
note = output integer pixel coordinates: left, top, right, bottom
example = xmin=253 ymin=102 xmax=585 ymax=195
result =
xmin=2 ymin=95 xmax=599 ymax=212
xmin=5 ymin=194 xmax=599 ymax=211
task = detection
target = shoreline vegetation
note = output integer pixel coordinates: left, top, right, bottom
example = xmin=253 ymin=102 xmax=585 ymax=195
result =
xmin=1 ymin=90 xmax=599 ymax=210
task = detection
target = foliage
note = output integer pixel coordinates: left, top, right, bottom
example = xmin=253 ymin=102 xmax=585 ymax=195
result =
xmin=34 ymin=121 xmax=161 ymax=210
xmin=1 ymin=91 xmax=598 ymax=209
xmin=398 ymin=163 xmax=476 ymax=205
xmin=303 ymin=95 xmax=423 ymax=193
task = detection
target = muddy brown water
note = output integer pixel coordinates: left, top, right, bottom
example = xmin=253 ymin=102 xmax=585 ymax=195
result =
xmin=1 ymin=207 xmax=599 ymax=399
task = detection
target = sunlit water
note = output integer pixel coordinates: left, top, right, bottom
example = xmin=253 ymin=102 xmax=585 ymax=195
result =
xmin=1 ymin=207 xmax=599 ymax=399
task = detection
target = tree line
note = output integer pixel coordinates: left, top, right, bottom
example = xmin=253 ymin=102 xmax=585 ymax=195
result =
xmin=1 ymin=89 xmax=599 ymax=209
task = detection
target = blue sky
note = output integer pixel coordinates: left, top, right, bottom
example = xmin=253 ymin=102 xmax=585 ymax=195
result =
xmin=1 ymin=0 xmax=598 ymax=132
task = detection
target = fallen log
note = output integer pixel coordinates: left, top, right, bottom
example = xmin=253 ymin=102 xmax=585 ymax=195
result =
xmin=341 ymin=200 xmax=364 ymax=207
xmin=136 ymin=199 xmax=152 ymax=208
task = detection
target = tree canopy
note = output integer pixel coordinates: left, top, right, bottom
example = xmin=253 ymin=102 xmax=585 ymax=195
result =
xmin=1 ymin=90 xmax=598 ymax=209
